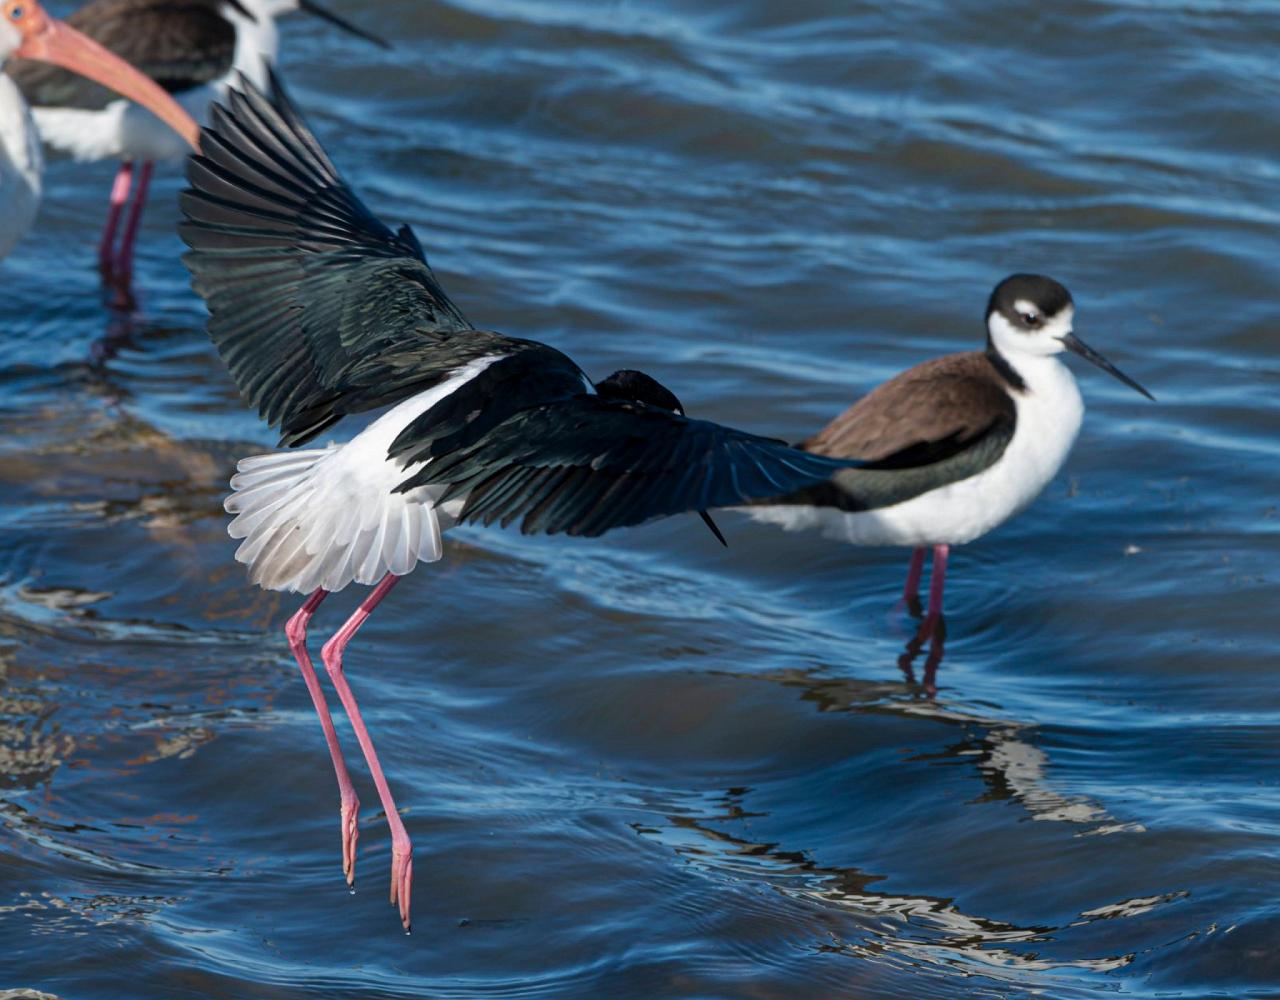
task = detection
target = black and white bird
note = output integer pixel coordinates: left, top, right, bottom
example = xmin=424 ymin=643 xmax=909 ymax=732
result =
xmin=7 ymin=0 xmax=385 ymax=278
xmin=178 ymin=76 xmax=858 ymax=931
xmin=749 ymin=273 xmax=1153 ymax=642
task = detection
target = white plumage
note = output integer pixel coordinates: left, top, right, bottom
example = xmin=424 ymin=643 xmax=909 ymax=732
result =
xmin=0 ymin=74 xmax=42 ymax=260
xmin=748 ymin=352 xmax=1084 ymax=547
xmin=225 ymin=356 xmax=499 ymax=594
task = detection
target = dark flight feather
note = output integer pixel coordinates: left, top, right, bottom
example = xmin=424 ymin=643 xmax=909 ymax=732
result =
xmin=180 ymin=69 xmax=473 ymax=446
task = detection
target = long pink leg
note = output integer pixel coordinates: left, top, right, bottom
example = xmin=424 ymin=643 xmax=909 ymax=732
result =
xmin=286 ymin=588 xmax=362 ymax=886
xmin=98 ymin=161 xmax=133 ymax=271
xmin=922 ymin=543 xmax=950 ymax=635
xmin=320 ymin=573 xmax=413 ymax=931
xmin=114 ymin=161 xmax=154 ymax=277
xmin=902 ymin=546 xmax=926 ymax=601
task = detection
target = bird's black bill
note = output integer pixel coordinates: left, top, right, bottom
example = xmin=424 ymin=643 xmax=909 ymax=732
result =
xmin=298 ymin=0 xmax=391 ymax=48
xmin=1060 ymin=333 xmax=1154 ymax=401
xmin=699 ymin=510 xmax=728 ymax=547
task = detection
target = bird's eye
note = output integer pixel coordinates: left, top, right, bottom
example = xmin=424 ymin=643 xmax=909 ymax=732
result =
xmin=1020 ymin=311 xmax=1041 ymax=327
xmin=9 ymin=5 xmax=23 ymax=19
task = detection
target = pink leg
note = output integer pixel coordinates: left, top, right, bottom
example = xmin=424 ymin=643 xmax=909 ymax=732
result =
xmin=114 ymin=161 xmax=154 ymax=277
xmin=922 ymin=543 xmax=950 ymax=634
xmin=98 ymin=161 xmax=133 ymax=270
xmin=320 ymin=573 xmax=413 ymax=931
xmin=286 ymin=589 xmax=362 ymax=887
xmin=902 ymin=546 xmax=926 ymax=601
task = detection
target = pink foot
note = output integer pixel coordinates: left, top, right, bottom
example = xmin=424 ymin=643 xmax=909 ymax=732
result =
xmin=391 ymin=844 xmax=413 ymax=931
xmin=341 ymin=793 xmax=361 ymax=887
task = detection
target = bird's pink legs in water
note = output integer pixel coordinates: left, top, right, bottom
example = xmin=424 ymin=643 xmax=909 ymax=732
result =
xmin=922 ymin=543 xmax=949 ymax=635
xmin=98 ymin=160 xmax=133 ymax=272
xmin=114 ymin=161 xmax=154 ymax=279
xmin=285 ymin=588 xmax=362 ymax=887
xmin=320 ymin=573 xmax=413 ymax=931
xmin=902 ymin=546 xmax=927 ymax=602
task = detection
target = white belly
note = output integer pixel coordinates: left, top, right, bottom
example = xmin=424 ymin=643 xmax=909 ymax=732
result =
xmin=34 ymin=89 xmax=204 ymax=162
xmin=749 ymin=357 xmax=1084 ymax=548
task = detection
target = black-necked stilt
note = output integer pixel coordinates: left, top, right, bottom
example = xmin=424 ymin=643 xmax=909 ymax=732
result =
xmin=0 ymin=0 xmax=197 ymax=260
xmin=749 ymin=273 xmax=1153 ymax=642
xmin=6 ymin=0 xmax=385 ymax=279
xmin=178 ymin=75 xmax=857 ymax=930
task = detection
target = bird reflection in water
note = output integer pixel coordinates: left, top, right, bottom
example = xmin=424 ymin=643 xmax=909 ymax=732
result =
xmin=897 ymin=609 xmax=944 ymax=698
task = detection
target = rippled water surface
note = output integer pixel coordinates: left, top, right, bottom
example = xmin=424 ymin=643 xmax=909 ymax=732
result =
xmin=2 ymin=1 xmax=1278 ymax=997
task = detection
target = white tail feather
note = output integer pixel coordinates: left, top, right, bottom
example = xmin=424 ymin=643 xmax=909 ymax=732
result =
xmin=225 ymin=443 xmax=446 ymax=594
xmin=221 ymin=358 xmax=499 ymax=594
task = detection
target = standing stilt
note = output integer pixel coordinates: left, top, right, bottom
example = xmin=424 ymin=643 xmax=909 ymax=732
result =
xmin=902 ymin=546 xmax=926 ymax=603
xmin=285 ymin=588 xmax=362 ymax=886
xmin=114 ymin=161 xmax=154 ymax=277
xmin=922 ymin=543 xmax=949 ymax=635
xmin=98 ymin=161 xmax=133 ymax=271
xmin=320 ymin=573 xmax=413 ymax=931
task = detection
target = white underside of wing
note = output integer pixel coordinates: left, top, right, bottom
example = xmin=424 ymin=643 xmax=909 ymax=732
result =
xmin=224 ymin=357 xmax=498 ymax=594
xmin=748 ymin=356 xmax=1085 ymax=548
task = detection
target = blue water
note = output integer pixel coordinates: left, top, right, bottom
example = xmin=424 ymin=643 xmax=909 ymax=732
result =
xmin=1 ymin=1 xmax=1278 ymax=997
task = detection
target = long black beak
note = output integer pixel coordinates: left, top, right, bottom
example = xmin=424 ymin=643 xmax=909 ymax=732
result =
xmin=698 ymin=510 xmax=728 ymax=547
xmin=298 ymin=0 xmax=391 ymax=48
xmin=1060 ymin=332 xmax=1154 ymax=401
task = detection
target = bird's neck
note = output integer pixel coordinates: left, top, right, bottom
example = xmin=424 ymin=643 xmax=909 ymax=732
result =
xmin=987 ymin=342 xmax=1077 ymax=401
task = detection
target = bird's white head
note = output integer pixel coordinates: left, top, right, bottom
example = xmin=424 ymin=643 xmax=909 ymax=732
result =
xmin=985 ymin=273 xmax=1077 ymax=359
xmin=985 ymin=273 xmax=1153 ymax=400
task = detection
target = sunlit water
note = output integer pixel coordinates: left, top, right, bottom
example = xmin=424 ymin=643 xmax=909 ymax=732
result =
xmin=1 ymin=1 xmax=1278 ymax=997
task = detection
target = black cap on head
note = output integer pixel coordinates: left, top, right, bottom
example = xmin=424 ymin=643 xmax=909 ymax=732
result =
xmin=986 ymin=273 xmax=1073 ymax=330
xmin=595 ymin=369 xmax=685 ymax=414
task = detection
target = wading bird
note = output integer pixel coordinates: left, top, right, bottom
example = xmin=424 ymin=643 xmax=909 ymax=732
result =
xmin=749 ymin=273 xmax=1153 ymax=644
xmin=0 ymin=0 xmax=197 ymax=260
xmin=7 ymin=0 xmax=386 ymax=279
xmin=179 ymin=76 xmax=857 ymax=931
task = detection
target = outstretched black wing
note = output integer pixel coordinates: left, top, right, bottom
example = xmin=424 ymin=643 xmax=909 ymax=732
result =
xmin=180 ymin=71 xmax=473 ymax=446
xmin=400 ymin=396 xmax=858 ymax=537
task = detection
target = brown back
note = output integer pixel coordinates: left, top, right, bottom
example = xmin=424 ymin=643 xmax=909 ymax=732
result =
xmin=803 ymin=351 xmax=1017 ymax=465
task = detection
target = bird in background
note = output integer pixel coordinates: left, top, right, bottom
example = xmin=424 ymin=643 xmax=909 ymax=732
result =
xmin=749 ymin=272 xmax=1153 ymax=662
xmin=178 ymin=74 xmax=861 ymax=930
xmin=6 ymin=0 xmax=386 ymax=282
xmin=0 ymin=0 xmax=198 ymax=261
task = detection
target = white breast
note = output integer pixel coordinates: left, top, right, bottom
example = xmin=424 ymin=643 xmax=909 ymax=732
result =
xmin=749 ymin=356 xmax=1084 ymax=548
xmin=0 ymin=75 xmax=43 ymax=260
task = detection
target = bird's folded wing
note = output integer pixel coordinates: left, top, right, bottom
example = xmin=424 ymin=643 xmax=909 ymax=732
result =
xmin=8 ymin=0 xmax=236 ymax=108
xmin=179 ymin=70 xmax=474 ymax=446
xmin=400 ymin=396 xmax=859 ymax=537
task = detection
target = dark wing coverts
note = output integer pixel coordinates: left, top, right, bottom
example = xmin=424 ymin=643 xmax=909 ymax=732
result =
xmin=396 ymin=391 xmax=857 ymax=538
xmin=180 ymin=70 xmax=473 ymax=446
